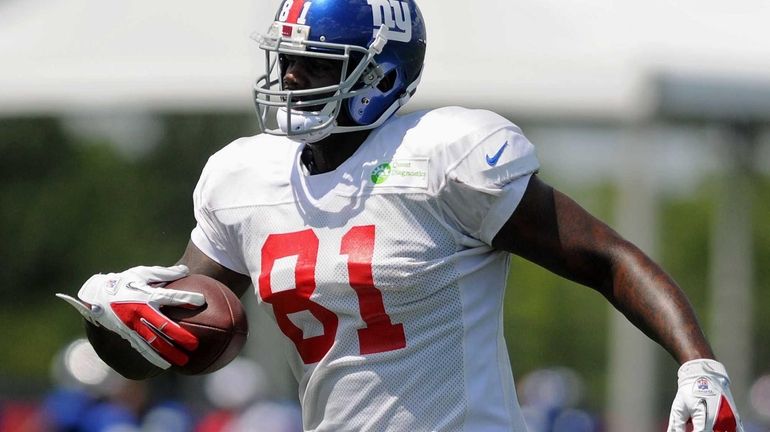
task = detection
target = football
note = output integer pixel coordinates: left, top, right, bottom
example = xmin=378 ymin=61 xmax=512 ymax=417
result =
xmin=163 ymin=274 xmax=249 ymax=375
xmin=85 ymin=274 xmax=248 ymax=379
xmin=85 ymin=320 xmax=164 ymax=380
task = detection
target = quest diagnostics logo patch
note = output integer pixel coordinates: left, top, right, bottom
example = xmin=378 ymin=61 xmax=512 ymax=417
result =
xmin=371 ymin=163 xmax=392 ymax=184
xmin=368 ymin=159 xmax=428 ymax=188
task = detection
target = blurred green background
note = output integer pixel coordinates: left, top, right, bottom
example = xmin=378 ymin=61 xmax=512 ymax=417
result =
xmin=0 ymin=113 xmax=253 ymax=394
xmin=1 ymin=113 xmax=768 ymax=419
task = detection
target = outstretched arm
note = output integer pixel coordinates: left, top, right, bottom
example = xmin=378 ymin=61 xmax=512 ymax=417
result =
xmin=493 ymin=174 xmax=744 ymax=430
xmin=492 ymin=175 xmax=712 ymax=363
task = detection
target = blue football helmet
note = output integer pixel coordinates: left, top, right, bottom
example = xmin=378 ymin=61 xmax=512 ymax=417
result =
xmin=253 ymin=0 xmax=427 ymax=142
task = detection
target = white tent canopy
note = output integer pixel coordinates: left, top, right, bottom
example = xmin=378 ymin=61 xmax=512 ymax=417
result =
xmin=2 ymin=0 xmax=770 ymax=119
xmin=0 ymin=0 xmax=263 ymax=114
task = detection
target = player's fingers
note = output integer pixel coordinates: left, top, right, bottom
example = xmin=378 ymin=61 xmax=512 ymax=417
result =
xmin=667 ymin=418 xmax=688 ymax=431
xmin=139 ymin=307 xmax=199 ymax=351
xmin=135 ymin=319 xmax=189 ymax=366
xmin=667 ymin=396 xmax=688 ymax=432
xmin=690 ymin=398 xmax=708 ymax=432
xmin=112 ymin=302 xmax=198 ymax=351
xmin=123 ymin=333 xmax=172 ymax=369
xmin=130 ymin=265 xmax=190 ymax=283
xmin=666 ymin=418 xmax=687 ymax=432
xmin=152 ymin=287 xmax=206 ymax=307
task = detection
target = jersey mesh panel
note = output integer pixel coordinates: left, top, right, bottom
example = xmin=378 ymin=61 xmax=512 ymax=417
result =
xmin=218 ymin=192 xmax=467 ymax=431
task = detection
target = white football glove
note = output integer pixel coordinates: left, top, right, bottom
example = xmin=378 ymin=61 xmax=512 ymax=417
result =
xmin=56 ymin=265 xmax=205 ymax=369
xmin=667 ymin=359 xmax=743 ymax=432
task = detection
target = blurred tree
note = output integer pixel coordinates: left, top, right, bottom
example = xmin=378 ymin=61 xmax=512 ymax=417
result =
xmin=135 ymin=112 xmax=256 ymax=262
xmin=0 ymin=113 xmax=254 ymax=382
xmin=752 ymin=176 xmax=770 ymax=376
xmin=0 ymin=117 xmax=76 ymax=300
xmin=0 ymin=113 xmax=767 ymax=418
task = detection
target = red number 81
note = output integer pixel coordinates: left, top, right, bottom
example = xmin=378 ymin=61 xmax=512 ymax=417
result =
xmin=259 ymin=225 xmax=406 ymax=364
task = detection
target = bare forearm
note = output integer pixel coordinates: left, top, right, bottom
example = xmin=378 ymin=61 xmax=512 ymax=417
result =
xmin=545 ymin=183 xmax=715 ymax=364
xmin=494 ymin=176 xmax=714 ymax=365
xmin=602 ymin=242 xmax=714 ymax=364
xmin=177 ymin=240 xmax=252 ymax=298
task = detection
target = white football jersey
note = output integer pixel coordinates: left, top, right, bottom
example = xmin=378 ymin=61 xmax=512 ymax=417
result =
xmin=191 ymin=106 xmax=540 ymax=431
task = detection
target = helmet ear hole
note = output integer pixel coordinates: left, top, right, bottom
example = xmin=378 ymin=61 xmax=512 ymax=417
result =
xmin=377 ymin=70 xmax=397 ymax=93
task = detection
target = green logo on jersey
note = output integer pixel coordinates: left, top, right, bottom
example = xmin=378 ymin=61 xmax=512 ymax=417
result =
xmin=371 ymin=163 xmax=391 ymax=184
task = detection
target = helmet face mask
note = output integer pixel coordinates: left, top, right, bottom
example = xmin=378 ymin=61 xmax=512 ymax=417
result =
xmin=252 ymin=0 xmax=427 ymax=143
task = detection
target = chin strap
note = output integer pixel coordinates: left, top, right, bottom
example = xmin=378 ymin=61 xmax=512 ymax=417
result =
xmin=276 ymin=107 xmax=337 ymax=143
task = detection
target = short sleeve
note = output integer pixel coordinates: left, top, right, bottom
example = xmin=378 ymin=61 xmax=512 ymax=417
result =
xmin=437 ymin=125 xmax=539 ymax=245
xmin=190 ymin=158 xmax=250 ymax=276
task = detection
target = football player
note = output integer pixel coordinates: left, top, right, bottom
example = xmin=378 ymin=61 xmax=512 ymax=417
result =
xmin=59 ymin=0 xmax=743 ymax=430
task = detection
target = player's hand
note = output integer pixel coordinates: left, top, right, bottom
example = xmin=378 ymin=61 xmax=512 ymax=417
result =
xmin=667 ymin=359 xmax=744 ymax=432
xmin=56 ymin=265 xmax=205 ymax=369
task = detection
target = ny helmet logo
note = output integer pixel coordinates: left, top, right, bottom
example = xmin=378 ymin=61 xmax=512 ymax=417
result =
xmin=367 ymin=0 xmax=412 ymax=42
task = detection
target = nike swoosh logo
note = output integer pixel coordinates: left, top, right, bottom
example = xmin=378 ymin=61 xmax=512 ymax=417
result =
xmin=125 ymin=281 xmax=144 ymax=291
xmin=485 ymin=141 xmax=508 ymax=166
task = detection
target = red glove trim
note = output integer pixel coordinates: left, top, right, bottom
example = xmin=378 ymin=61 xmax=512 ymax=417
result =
xmin=111 ymin=302 xmax=198 ymax=366
xmin=713 ymin=394 xmax=737 ymax=432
